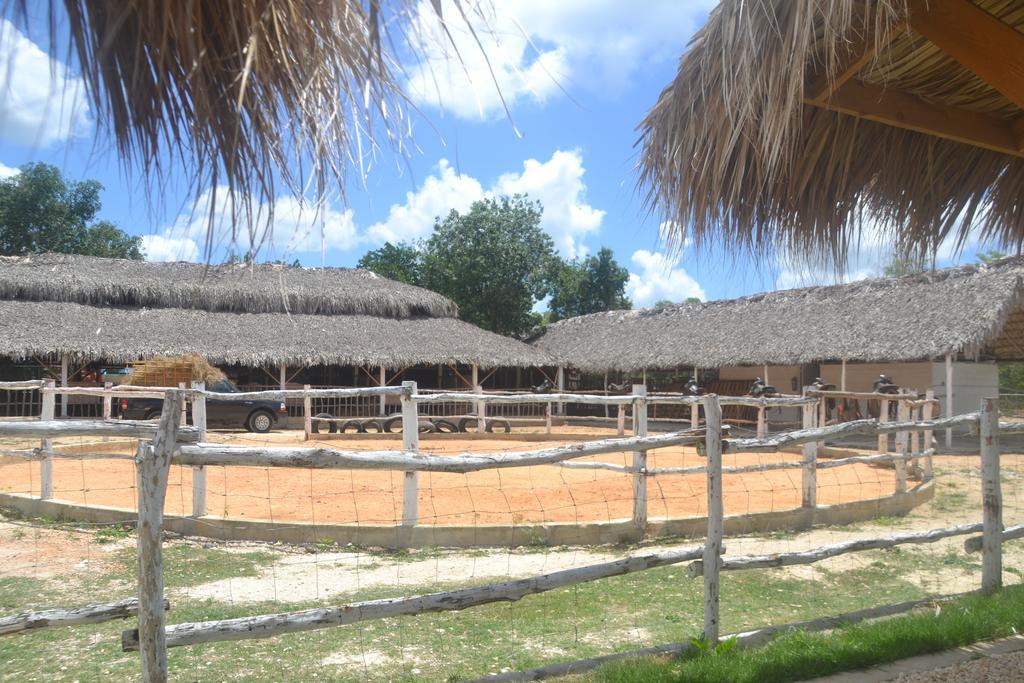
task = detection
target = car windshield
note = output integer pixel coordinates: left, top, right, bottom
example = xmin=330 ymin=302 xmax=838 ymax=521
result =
xmin=209 ymin=379 xmax=240 ymax=393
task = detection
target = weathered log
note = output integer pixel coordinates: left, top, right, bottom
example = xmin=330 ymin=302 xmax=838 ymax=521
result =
xmin=43 ymin=387 xmax=166 ymax=399
xmin=401 ymin=381 xmax=420 ymax=527
xmin=815 ymin=452 xmax=919 ymax=469
xmin=203 ymin=386 xmax=407 ymax=401
xmin=416 ymin=392 xmax=633 ymax=405
xmin=0 ymin=380 xmax=45 ymax=390
xmin=687 ymin=523 xmax=983 ymax=577
xmin=0 ymin=598 xmax=168 ymax=636
xmin=980 ymin=397 xmax=1002 ymax=594
xmin=173 ymin=430 xmax=705 ymax=473
xmin=964 ymin=524 xmax=1024 ymax=553
xmin=0 ymin=419 xmax=200 ymax=442
xmin=122 ymin=544 xmax=707 ymax=650
xmin=632 ymin=385 xmax=648 ymax=530
xmin=646 ymin=460 xmax=803 ymax=477
xmin=553 ymin=460 xmax=632 ymax=473
xmin=703 ymin=395 xmax=723 ymax=643
xmin=0 ymin=447 xmax=136 ymax=461
xmin=39 ymin=379 xmax=55 ymax=500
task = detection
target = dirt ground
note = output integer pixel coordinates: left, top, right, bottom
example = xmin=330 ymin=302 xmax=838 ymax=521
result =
xmin=0 ymin=427 xmax=908 ymax=526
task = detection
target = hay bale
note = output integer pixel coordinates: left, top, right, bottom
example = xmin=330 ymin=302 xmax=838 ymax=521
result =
xmin=125 ymin=355 xmax=226 ymax=388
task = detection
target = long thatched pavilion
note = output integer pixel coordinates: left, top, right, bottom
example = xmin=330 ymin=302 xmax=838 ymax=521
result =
xmin=534 ymin=257 xmax=1024 ymax=429
xmin=0 ymin=253 xmax=554 ymax=418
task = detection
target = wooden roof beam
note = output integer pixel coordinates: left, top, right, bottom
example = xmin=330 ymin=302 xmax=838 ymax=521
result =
xmin=804 ymin=79 xmax=1024 ymax=158
xmin=805 ymin=22 xmax=906 ymax=104
xmin=908 ymin=0 xmax=1024 ymax=111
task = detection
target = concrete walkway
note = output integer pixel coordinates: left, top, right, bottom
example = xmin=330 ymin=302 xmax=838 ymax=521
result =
xmin=807 ymin=635 xmax=1024 ymax=682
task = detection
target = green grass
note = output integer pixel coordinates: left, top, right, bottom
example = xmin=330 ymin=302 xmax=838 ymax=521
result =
xmin=587 ymin=585 xmax=1024 ymax=683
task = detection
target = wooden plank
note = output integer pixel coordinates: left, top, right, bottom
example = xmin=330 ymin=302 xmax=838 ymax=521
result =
xmin=980 ymin=397 xmax=1002 ymax=593
xmin=703 ymin=394 xmax=723 ymax=644
xmin=174 ymin=430 xmax=707 ymax=473
xmin=805 ymin=79 xmax=1024 ymax=158
xmin=122 ymin=543 xmax=707 ymax=650
xmin=40 ymin=379 xmax=55 ymax=500
xmin=401 ymin=381 xmax=420 ymax=527
xmin=0 ymin=419 xmax=200 ymax=442
xmin=191 ymin=381 xmax=207 ymax=518
xmin=0 ymin=598 xmax=167 ymax=636
xmin=801 ymin=401 xmax=817 ymax=508
xmin=908 ymin=0 xmax=1024 ymax=111
xmin=632 ymin=385 xmax=648 ymax=530
xmin=135 ymin=391 xmax=183 ymax=683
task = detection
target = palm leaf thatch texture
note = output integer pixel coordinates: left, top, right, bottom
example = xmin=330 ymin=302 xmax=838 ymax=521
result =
xmin=533 ymin=257 xmax=1024 ymax=372
xmin=3 ymin=1 xmax=483 ymax=255
xmin=0 ymin=253 xmax=553 ymax=368
xmin=638 ymin=0 xmax=1024 ymax=268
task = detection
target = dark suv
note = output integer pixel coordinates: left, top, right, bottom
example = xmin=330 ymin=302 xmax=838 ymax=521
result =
xmin=119 ymin=379 xmax=286 ymax=433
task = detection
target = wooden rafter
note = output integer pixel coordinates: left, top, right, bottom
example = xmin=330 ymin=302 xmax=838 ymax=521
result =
xmin=805 ymin=22 xmax=906 ymax=104
xmin=908 ymin=0 xmax=1024 ymax=111
xmin=804 ymin=79 xmax=1024 ymax=158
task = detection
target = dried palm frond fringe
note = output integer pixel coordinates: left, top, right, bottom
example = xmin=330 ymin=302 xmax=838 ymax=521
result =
xmin=638 ymin=0 xmax=1024 ymax=270
xmin=2 ymin=1 xmax=490 ymax=258
xmin=125 ymin=355 xmax=227 ymax=387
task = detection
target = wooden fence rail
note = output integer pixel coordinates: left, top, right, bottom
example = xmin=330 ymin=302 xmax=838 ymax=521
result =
xmin=0 ymin=598 xmax=168 ymax=636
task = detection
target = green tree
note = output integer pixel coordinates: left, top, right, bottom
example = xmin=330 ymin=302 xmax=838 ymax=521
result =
xmin=883 ymin=257 xmax=926 ymax=278
xmin=0 ymin=163 xmax=142 ymax=259
xmin=357 ymin=241 xmax=421 ymax=285
xmin=549 ymin=247 xmax=631 ymax=321
xmin=977 ymin=249 xmax=1008 ymax=264
xmin=420 ymin=195 xmax=557 ymax=337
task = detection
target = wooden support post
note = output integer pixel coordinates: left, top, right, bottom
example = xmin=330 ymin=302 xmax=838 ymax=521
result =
xmin=178 ymin=382 xmax=187 ymax=425
xmin=840 ymin=359 xmax=847 ymax=391
xmin=691 ymin=402 xmax=700 ymax=429
xmin=924 ymin=389 xmax=935 ymax=480
xmin=279 ymin=363 xmax=287 ymax=391
xmin=878 ymin=399 xmax=890 ymax=454
xmin=401 ymin=382 xmax=420 ymax=527
xmin=475 ymin=385 xmax=486 ymax=433
xmin=556 ymin=366 xmax=565 ymax=416
xmin=102 ymin=381 xmax=113 ymax=420
xmin=631 ymin=385 xmax=648 ymax=532
xmin=40 ymin=379 xmax=55 ymax=500
xmin=910 ymin=392 xmax=920 ymax=464
xmin=379 ymin=366 xmax=387 ymax=416
xmin=191 ymin=381 xmax=207 ymax=518
xmin=617 ymin=404 xmax=626 ymax=436
xmin=756 ymin=403 xmax=766 ymax=439
xmin=703 ymin=394 xmax=723 ymax=644
xmin=980 ymin=397 xmax=1002 ymax=594
xmin=545 ymin=402 xmax=552 ymax=435
xmin=603 ymin=372 xmax=609 ymax=419
xmin=471 ymin=364 xmax=479 ymax=390
xmin=135 ymin=390 xmax=183 ymax=683
xmin=945 ymin=354 xmax=954 ymax=449
xmin=60 ymin=354 xmax=69 ymax=418
xmin=801 ymin=400 xmax=817 ymax=509
xmin=302 ymin=384 xmax=312 ymax=441
xmin=895 ymin=400 xmax=909 ymax=493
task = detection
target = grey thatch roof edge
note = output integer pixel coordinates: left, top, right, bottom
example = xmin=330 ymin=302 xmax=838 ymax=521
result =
xmin=533 ymin=257 xmax=1024 ymax=372
xmin=0 ymin=253 xmax=458 ymax=319
xmin=0 ymin=300 xmax=555 ymax=369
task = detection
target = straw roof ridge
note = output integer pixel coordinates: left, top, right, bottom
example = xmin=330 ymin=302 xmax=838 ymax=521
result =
xmin=0 ymin=299 xmax=553 ymax=369
xmin=534 ymin=256 xmax=1024 ymax=371
xmin=0 ymin=253 xmax=458 ymax=319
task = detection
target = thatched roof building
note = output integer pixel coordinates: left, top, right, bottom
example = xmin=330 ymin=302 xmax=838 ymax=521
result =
xmin=533 ymin=257 xmax=1024 ymax=372
xmin=639 ymin=0 xmax=1024 ymax=266
xmin=0 ymin=254 xmax=551 ymax=369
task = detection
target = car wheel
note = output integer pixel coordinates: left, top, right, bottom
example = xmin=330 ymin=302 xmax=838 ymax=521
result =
xmin=247 ymin=410 xmax=274 ymax=433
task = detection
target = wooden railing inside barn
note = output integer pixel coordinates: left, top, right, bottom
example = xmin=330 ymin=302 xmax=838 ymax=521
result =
xmin=0 ymin=379 xmax=1021 ymax=682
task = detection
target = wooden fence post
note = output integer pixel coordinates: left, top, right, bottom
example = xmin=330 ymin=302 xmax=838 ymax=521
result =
xmin=191 ymin=381 xmax=207 ymax=518
xmin=690 ymin=402 xmax=699 ymax=430
xmin=475 ymin=385 xmax=486 ymax=433
xmin=556 ymin=366 xmax=565 ymax=416
xmin=980 ymin=397 xmax=1002 ymax=594
xmin=910 ymin=391 xmax=920 ymax=465
xmin=303 ymin=385 xmax=312 ymax=441
xmin=544 ymin=402 xmax=552 ymax=435
xmin=40 ymin=379 xmax=55 ymax=500
xmin=895 ymin=400 xmax=909 ymax=493
xmin=703 ymin=394 xmax=723 ymax=644
xmin=756 ymin=401 xmax=767 ymax=439
xmin=801 ymin=398 xmax=817 ymax=509
xmin=631 ymin=385 xmax=648 ymax=532
xmin=616 ymin=404 xmax=626 ymax=436
xmin=878 ymin=398 xmax=890 ymax=454
xmin=401 ymin=381 xmax=420 ymax=527
xmin=102 ymin=381 xmax=113 ymax=420
xmin=924 ymin=389 xmax=935 ymax=481
xmin=135 ymin=390 xmax=183 ymax=683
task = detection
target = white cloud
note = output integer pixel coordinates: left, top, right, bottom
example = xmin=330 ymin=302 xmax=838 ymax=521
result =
xmin=0 ymin=19 xmax=90 ymax=146
xmin=0 ymin=161 xmax=18 ymax=178
xmin=364 ymin=150 xmax=603 ymax=258
xmin=140 ymin=234 xmax=200 ymax=263
xmin=626 ymin=249 xmax=705 ymax=307
xmin=405 ymin=0 xmax=716 ymax=120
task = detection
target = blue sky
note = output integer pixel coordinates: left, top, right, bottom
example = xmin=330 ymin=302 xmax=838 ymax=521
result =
xmin=0 ymin=2 xmax=996 ymax=306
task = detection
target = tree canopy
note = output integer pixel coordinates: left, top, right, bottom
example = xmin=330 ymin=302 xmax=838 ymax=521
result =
xmin=548 ymin=247 xmax=631 ymax=321
xmin=0 ymin=163 xmax=142 ymax=259
xmin=357 ymin=242 xmax=421 ymax=286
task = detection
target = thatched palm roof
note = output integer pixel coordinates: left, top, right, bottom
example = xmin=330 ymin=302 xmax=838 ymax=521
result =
xmin=534 ymin=257 xmax=1024 ymax=372
xmin=639 ymin=0 xmax=1024 ymax=266
xmin=0 ymin=299 xmax=550 ymax=368
xmin=0 ymin=253 xmax=457 ymax=318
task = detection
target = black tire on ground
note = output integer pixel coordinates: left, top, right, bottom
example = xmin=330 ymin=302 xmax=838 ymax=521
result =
xmin=432 ymin=418 xmax=459 ymax=433
xmin=458 ymin=416 xmax=479 ymax=433
xmin=383 ymin=416 xmax=402 ymax=433
xmin=418 ymin=421 xmax=437 ymax=434
xmin=247 ymin=410 xmax=275 ymax=433
xmin=340 ymin=420 xmax=365 ymax=434
xmin=311 ymin=413 xmax=337 ymax=434
xmin=484 ymin=418 xmax=512 ymax=433
xmin=361 ymin=419 xmax=384 ymax=433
